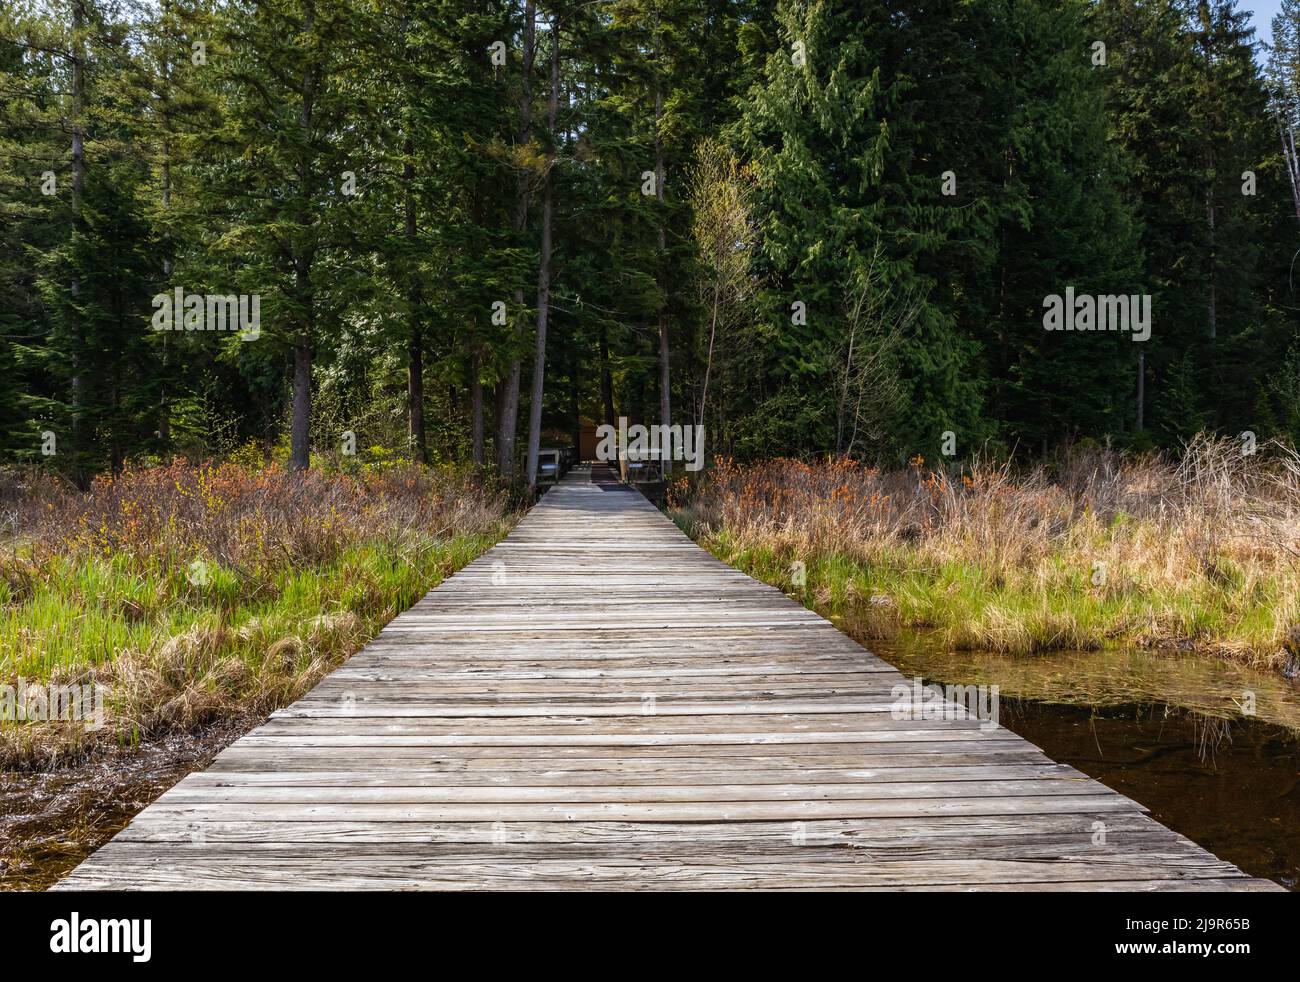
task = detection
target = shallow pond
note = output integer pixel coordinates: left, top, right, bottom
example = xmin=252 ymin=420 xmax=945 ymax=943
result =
xmin=868 ymin=634 xmax=1300 ymax=890
xmin=0 ymin=720 xmax=247 ymax=891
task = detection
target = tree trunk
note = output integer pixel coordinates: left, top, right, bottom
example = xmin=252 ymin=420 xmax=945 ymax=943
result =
xmin=495 ymin=362 xmax=521 ymax=474
xmin=524 ymin=193 xmax=553 ymax=487
xmin=404 ymin=138 xmax=427 ymax=463
xmin=836 ymin=314 xmax=857 ymax=455
xmin=599 ymin=324 xmax=616 ymax=430
xmin=69 ymin=0 xmax=86 ymax=480
xmin=290 ymin=338 xmax=312 ymax=470
xmin=1136 ymin=350 xmax=1145 ymax=431
xmin=289 ymin=0 xmax=318 ymax=472
xmin=407 ymin=327 xmax=425 ymax=462
xmin=698 ymin=287 xmax=720 ymax=428
xmin=159 ymin=4 xmax=172 ymax=447
xmin=471 ymin=351 xmax=485 ymax=467
xmin=497 ymin=0 xmax=536 ymax=479
xmin=655 ymin=84 xmax=672 ymax=475
xmin=1206 ymin=178 xmax=1216 ymax=340
xmin=525 ymin=14 xmax=560 ymax=490
xmin=568 ymin=344 xmax=581 ymax=451
xmin=1282 ymin=121 xmax=1300 ymax=223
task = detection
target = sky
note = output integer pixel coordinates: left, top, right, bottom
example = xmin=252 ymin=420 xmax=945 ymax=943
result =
xmin=1248 ymin=0 xmax=1284 ymax=48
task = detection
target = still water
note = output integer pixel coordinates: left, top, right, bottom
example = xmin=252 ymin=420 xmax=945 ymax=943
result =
xmin=869 ymin=634 xmax=1300 ymax=890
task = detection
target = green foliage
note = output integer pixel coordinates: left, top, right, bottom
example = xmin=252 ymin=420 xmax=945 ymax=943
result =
xmin=1 ymin=0 xmax=1298 ymax=476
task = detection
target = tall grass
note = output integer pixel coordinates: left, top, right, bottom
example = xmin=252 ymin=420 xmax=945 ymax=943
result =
xmin=0 ymin=461 xmax=514 ymax=767
xmin=673 ymin=436 xmax=1300 ymax=672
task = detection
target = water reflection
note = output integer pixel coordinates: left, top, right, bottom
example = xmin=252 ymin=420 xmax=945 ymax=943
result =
xmin=867 ymin=634 xmax=1300 ymax=890
xmin=1 ymin=719 xmax=246 ymax=891
xmin=866 ymin=633 xmax=1300 ymax=733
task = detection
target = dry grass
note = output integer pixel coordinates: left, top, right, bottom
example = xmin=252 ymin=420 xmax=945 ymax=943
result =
xmin=0 ymin=460 xmax=514 ymax=768
xmin=673 ymin=435 xmax=1300 ymax=672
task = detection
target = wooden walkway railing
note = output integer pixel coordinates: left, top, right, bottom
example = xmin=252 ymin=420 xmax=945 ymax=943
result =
xmin=55 ymin=466 xmax=1280 ymax=890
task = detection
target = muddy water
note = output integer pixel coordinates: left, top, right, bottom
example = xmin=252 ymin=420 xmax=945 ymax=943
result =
xmin=868 ymin=634 xmax=1300 ymax=890
xmin=0 ymin=720 xmax=249 ymax=891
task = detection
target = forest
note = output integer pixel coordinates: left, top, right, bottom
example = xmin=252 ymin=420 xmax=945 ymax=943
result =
xmin=8 ymin=0 xmax=1300 ymax=898
xmin=5 ymin=0 xmax=1300 ymax=483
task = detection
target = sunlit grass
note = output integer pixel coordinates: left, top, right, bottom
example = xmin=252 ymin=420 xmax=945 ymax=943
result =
xmin=676 ymin=440 xmax=1300 ymax=669
xmin=0 ymin=461 xmax=514 ymax=767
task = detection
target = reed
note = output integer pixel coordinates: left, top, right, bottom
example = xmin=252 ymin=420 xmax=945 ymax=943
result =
xmin=0 ymin=461 xmax=514 ymax=768
xmin=673 ymin=435 xmax=1300 ymax=673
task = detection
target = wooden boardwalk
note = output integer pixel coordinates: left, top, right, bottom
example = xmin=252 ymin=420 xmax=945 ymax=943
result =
xmin=56 ymin=467 xmax=1279 ymax=891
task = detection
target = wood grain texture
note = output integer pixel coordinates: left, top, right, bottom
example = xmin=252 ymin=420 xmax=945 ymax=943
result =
xmin=54 ymin=466 xmax=1280 ymax=892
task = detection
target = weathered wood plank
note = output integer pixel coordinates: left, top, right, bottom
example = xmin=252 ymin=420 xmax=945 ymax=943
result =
xmin=191 ymin=764 xmax=1086 ymax=785
xmin=97 ymin=794 xmax=1150 ymax=823
xmin=153 ymin=779 xmax=1110 ymax=805
xmin=54 ymin=466 xmax=1280 ymax=892
xmin=105 ymin=811 xmax=1172 ymax=843
xmin=54 ymin=855 xmax=1271 ymax=892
